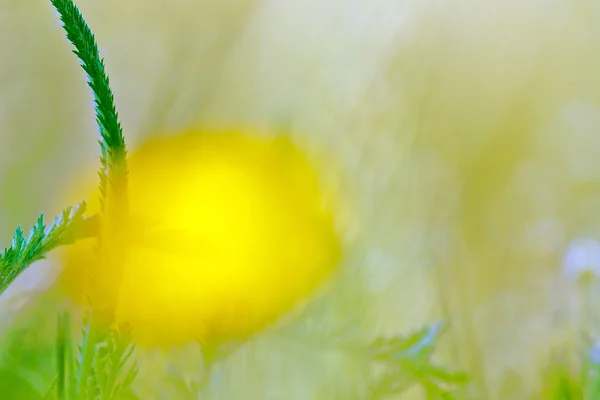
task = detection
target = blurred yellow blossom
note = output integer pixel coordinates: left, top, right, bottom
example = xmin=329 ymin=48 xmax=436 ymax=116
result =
xmin=58 ymin=130 xmax=341 ymax=347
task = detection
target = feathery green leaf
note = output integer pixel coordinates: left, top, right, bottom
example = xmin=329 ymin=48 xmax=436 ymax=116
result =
xmin=0 ymin=203 xmax=87 ymax=295
xmin=49 ymin=0 xmax=128 ymax=217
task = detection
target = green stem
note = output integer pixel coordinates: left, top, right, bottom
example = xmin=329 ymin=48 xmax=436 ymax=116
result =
xmin=76 ymin=313 xmax=96 ymax=400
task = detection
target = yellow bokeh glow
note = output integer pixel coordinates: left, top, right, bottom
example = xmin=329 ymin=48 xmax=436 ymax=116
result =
xmin=58 ymin=130 xmax=341 ymax=347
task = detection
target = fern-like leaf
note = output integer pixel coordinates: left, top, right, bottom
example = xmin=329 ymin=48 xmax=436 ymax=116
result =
xmin=368 ymin=322 xmax=469 ymax=399
xmin=0 ymin=203 xmax=87 ymax=295
xmin=49 ymin=0 xmax=128 ymax=188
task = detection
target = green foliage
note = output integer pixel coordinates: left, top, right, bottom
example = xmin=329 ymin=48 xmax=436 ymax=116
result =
xmin=46 ymin=1 xmax=135 ymax=399
xmin=541 ymin=346 xmax=600 ymax=400
xmin=46 ymin=312 xmax=138 ymax=400
xmin=0 ymin=204 xmax=86 ymax=295
xmin=77 ymin=313 xmax=138 ymax=400
xmin=56 ymin=312 xmax=74 ymax=400
xmin=49 ymin=0 xmax=128 ymax=197
xmin=367 ymin=323 xmax=469 ymax=399
xmin=271 ymin=318 xmax=469 ymax=399
xmin=0 ymin=290 xmax=65 ymax=400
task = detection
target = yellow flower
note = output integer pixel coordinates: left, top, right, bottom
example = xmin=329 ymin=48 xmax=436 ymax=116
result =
xmin=58 ymin=130 xmax=341 ymax=347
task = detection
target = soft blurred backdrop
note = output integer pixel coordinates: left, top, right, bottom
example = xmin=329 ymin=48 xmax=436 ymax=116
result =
xmin=3 ymin=0 xmax=600 ymax=399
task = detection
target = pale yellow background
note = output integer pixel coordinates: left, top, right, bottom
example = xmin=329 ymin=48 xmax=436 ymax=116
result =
xmin=2 ymin=0 xmax=600 ymax=399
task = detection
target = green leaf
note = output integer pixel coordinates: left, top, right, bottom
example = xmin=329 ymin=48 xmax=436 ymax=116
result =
xmin=0 ymin=203 xmax=87 ymax=295
xmin=368 ymin=322 xmax=469 ymax=399
xmin=72 ymin=311 xmax=138 ymax=400
xmin=371 ymin=322 xmax=446 ymax=361
xmin=49 ymin=0 xmax=127 ymax=170
xmin=55 ymin=311 xmax=76 ymax=400
xmin=49 ymin=0 xmax=128 ymax=218
xmin=48 ymin=3 xmax=136 ymax=396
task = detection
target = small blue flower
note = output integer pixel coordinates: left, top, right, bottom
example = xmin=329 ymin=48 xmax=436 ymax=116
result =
xmin=563 ymin=238 xmax=600 ymax=282
xmin=589 ymin=340 xmax=600 ymax=365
